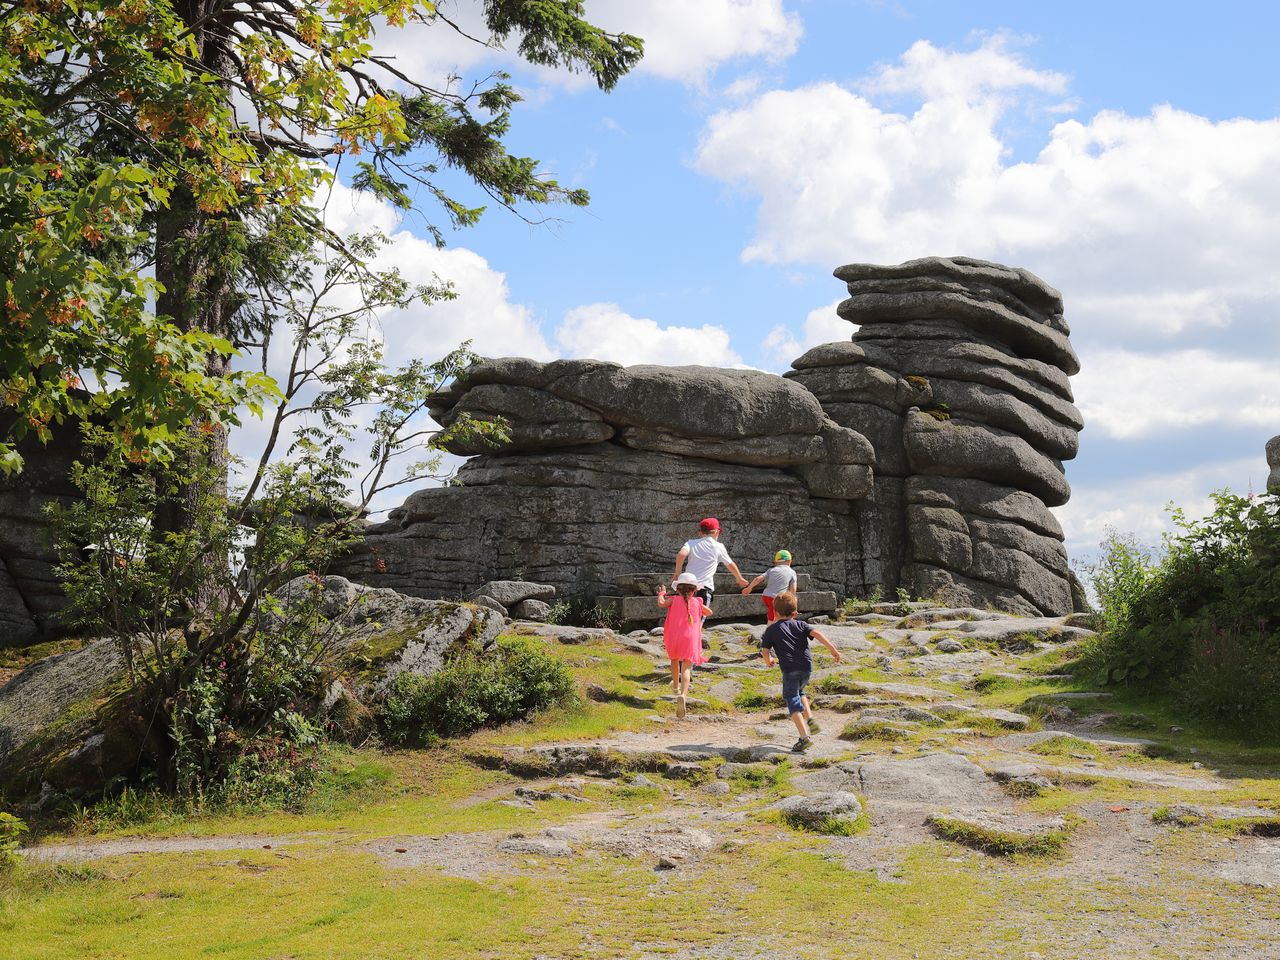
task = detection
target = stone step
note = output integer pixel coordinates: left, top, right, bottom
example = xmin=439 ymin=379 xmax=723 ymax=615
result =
xmin=611 ymin=571 xmax=813 ymax=595
xmin=597 ymin=590 xmax=838 ymax=624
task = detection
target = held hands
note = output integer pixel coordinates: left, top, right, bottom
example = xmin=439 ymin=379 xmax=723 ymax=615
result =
xmin=740 ymin=585 xmax=751 ymax=595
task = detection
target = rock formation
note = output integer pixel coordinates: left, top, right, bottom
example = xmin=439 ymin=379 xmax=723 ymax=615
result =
xmin=1268 ymin=435 xmax=1280 ymax=494
xmin=0 ymin=576 xmax=501 ymax=802
xmin=335 ymin=258 xmax=1082 ymax=617
xmin=335 ymin=360 xmax=882 ymax=605
xmin=0 ymin=416 xmax=83 ymax=644
xmin=1 ymin=258 xmax=1084 ymax=632
xmin=787 ymin=257 xmax=1082 ymax=616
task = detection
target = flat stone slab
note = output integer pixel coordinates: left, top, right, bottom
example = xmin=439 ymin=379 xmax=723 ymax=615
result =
xmin=808 ymin=625 xmax=877 ymax=651
xmin=910 ymin=650 xmax=997 ymax=672
xmin=800 ymin=753 xmax=1009 ymax=811
xmin=613 ymin=571 xmax=813 ymax=594
xmin=894 ymin=608 xmax=1014 ymax=627
xmin=931 ymin=617 xmax=1096 ymax=646
xmin=597 ymin=591 xmax=838 ymax=624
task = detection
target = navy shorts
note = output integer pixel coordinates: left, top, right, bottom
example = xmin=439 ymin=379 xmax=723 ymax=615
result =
xmin=781 ymin=669 xmax=811 ymax=715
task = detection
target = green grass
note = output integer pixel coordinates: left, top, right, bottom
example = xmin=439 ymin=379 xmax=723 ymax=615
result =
xmin=839 ymin=720 xmax=912 ymax=742
xmin=10 ymin=622 xmax=1280 ymax=959
xmin=928 ymin=814 xmax=1077 ymax=857
xmin=775 ymin=808 xmax=869 ymax=837
xmin=1025 ymin=735 xmax=1102 ymax=759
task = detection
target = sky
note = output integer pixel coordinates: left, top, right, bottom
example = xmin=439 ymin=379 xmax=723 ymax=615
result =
xmin=287 ymin=0 xmax=1280 ymax=562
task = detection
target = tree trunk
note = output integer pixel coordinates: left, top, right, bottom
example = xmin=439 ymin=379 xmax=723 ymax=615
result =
xmin=151 ymin=2 xmax=238 ymax=612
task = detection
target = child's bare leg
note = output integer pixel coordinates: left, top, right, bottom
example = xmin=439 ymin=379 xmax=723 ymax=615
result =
xmin=801 ymin=695 xmax=812 ymax=721
xmin=680 ymin=663 xmax=693 ymax=697
xmin=790 ymin=711 xmax=810 ymax=737
xmin=669 ymin=660 xmax=680 ymax=692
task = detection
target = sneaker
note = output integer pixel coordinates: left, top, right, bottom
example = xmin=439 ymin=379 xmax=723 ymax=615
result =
xmin=806 ymin=718 xmax=820 ymax=734
xmin=791 ymin=736 xmax=812 ymax=753
xmin=676 ymin=695 xmax=687 ymax=719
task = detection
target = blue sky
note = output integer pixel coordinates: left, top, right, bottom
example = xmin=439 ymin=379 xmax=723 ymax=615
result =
xmin=307 ymin=0 xmax=1280 ymax=560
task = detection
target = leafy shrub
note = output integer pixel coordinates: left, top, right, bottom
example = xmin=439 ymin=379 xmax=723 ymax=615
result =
xmin=0 ymin=813 xmax=28 ymax=871
xmin=1080 ymin=491 xmax=1280 ymax=732
xmin=378 ymin=637 xmax=577 ymax=744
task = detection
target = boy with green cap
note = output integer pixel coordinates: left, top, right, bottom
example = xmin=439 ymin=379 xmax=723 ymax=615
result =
xmin=741 ymin=549 xmax=798 ymax=623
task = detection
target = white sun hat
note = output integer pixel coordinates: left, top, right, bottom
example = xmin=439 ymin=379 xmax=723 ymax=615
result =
xmin=672 ymin=572 xmax=700 ymax=588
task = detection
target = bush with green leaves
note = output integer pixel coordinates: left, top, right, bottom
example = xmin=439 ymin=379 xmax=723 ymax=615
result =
xmin=0 ymin=813 xmax=28 ymax=871
xmin=377 ymin=638 xmax=578 ymax=745
xmin=1081 ymin=491 xmax=1280 ymax=731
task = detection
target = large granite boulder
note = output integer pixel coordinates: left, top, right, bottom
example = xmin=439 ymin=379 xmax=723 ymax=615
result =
xmin=787 ymin=257 xmax=1083 ymax=615
xmin=0 ymin=577 xmax=502 ymax=803
xmin=432 ymin=358 xmax=856 ymax=474
xmin=338 ymin=258 xmax=1081 ymax=615
xmin=336 ymin=444 xmax=882 ymax=603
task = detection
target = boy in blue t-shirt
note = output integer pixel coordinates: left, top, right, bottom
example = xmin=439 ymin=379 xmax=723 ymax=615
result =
xmin=759 ymin=591 xmax=843 ymax=752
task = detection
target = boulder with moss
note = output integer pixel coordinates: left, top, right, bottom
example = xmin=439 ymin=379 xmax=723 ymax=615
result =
xmin=0 ymin=576 xmax=501 ymax=805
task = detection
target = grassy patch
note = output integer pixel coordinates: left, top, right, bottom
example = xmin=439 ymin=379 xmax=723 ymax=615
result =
xmin=732 ymin=690 xmax=777 ymax=710
xmin=726 ymin=761 xmax=790 ymax=793
xmin=1210 ymin=816 xmax=1280 ymax=838
xmin=776 ymin=808 xmax=869 ymax=837
xmin=928 ymin=815 xmax=1076 ymax=857
xmin=1026 ymin=735 xmax=1102 ymax=759
xmin=838 ymin=720 xmax=912 ymax=742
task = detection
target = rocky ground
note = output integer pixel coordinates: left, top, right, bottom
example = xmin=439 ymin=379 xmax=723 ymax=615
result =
xmin=7 ymin=604 xmax=1280 ymax=959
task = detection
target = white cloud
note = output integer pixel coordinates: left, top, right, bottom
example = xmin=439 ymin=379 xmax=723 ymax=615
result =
xmin=555 ymin=302 xmax=742 ymax=366
xmin=693 ymin=37 xmax=1280 ymax=314
xmin=861 ymin=35 xmax=1068 ymax=103
xmin=587 ymin=0 xmax=802 ymax=84
xmin=320 ymin=182 xmax=554 ymax=363
xmin=371 ymin=0 xmax=803 ymax=93
xmin=1054 ymin=456 xmax=1262 ymax=559
xmin=1074 ymin=348 xmax=1280 ymax=440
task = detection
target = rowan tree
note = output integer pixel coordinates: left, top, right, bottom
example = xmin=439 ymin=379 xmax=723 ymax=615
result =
xmin=0 ymin=0 xmax=642 ymax=472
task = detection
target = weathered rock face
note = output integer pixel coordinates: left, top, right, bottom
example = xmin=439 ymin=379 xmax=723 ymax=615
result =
xmin=335 ymin=259 xmax=1081 ymax=616
xmin=0 ymin=416 xmax=83 ymax=645
xmin=334 ymin=359 xmax=882 ymax=602
xmin=0 ymin=577 xmax=501 ymax=802
xmin=337 ymin=443 xmax=882 ymax=603
xmin=2 ymin=259 xmax=1083 ymax=629
xmin=1267 ymin=436 xmax=1280 ymax=494
xmin=787 ymin=257 xmax=1082 ymax=615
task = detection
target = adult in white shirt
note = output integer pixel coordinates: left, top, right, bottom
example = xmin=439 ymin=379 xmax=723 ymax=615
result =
xmin=673 ymin=517 xmax=749 ymax=607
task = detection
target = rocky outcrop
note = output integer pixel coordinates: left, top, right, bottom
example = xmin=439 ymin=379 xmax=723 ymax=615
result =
xmin=1268 ymin=436 xmax=1280 ymax=494
xmin=0 ymin=577 xmax=501 ymax=803
xmin=336 ymin=360 xmax=882 ymax=601
xmin=787 ymin=257 xmax=1081 ymax=616
xmin=2 ymin=259 xmax=1084 ymax=629
xmin=0 ymin=416 xmax=84 ymax=645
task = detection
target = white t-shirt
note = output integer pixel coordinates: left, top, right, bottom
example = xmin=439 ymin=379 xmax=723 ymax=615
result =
xmin=682 ymin=537 xmax=733 ymax=589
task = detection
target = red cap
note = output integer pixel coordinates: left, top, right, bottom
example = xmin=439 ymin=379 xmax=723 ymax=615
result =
xmin=699 ymin=517 xmax=720 ymax=532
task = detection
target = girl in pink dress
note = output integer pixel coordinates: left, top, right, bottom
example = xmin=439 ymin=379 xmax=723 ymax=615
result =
xmin=657 ymin=572 xmax=713 ymax=719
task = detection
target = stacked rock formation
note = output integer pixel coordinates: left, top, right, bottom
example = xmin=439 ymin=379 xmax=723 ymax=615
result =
xmin=1268 ymin=436 xmax=1280 ymax=494
xmin=333 ymin=359 xmax=883 ymax=604
xmin=786 ymin=257 xmax=1082 ymax=616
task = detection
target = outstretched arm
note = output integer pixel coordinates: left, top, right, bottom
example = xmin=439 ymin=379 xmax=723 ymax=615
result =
xmin=741 ymin=574 xmax=764 ymax=596
xmin=725 ymin=561 xmax=749 ymax=588
xmin=673 ymin=546 xmax=689 ymax=583
xmin=810 ymin=628 xmax=843 ymax=664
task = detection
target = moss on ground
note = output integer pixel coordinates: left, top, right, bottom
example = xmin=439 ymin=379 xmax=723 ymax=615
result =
xmin=928 ymin=814 xmax=1078 ymax=858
